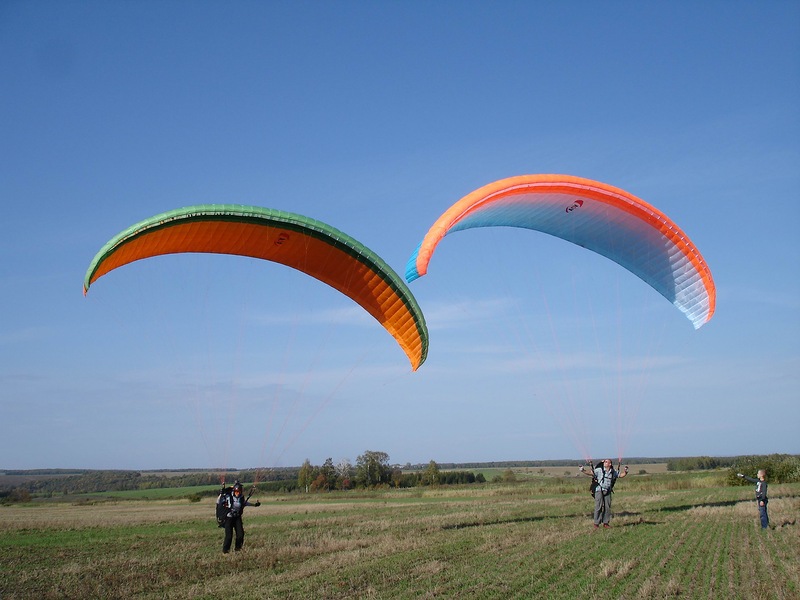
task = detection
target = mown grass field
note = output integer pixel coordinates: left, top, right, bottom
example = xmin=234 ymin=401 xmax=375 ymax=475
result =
xmin=1 ymin=471 xmax=798 ymax=599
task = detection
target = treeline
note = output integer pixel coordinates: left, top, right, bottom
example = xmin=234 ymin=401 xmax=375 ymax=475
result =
xmin=391 ymin=468 xmax=485 ymax=489
xmin=5 ymin=454 xmax=798 ymax=500
xmin=0 ymin=469 xmax=296 ymax=497
xmin=726 ymin=454 xmax=800 ymax=485
xmin=1 ymin=470 xmax=215 ymax=496
xmin=665 ymin=454 xmax=800 ymax=484
xmin=666 ymin=456 xmax=738 ymax=471
xmin=408 ymin=457 xmax=659 ymax=470
xmin=0 ymin=452 xmax=489 ymax=499
xmin=295 ymin=453 xmax=485 ymax=492
xmin=2 ymin=469 xmax=93 ymax=476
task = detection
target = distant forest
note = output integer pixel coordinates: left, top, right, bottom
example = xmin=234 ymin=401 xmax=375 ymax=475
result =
xmin=3 ymin=454 xmax=798 ymax=500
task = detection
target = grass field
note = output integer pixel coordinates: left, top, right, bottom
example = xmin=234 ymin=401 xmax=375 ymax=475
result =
xmin=1 ymin=471 xmax=798 ymax=599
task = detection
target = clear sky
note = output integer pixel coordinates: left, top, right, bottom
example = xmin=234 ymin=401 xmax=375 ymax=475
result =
xmin=2 ymin=1 xmax=798 ymax=471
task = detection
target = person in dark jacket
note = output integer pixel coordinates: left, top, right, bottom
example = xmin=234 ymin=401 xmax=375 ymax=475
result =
xmin=217 ymin=480 xmax=261 ymax=553
xmin=580 ymin=459 xmax=628 ymax=528
xmin=737 ymin=470 xmax=769 ymax=529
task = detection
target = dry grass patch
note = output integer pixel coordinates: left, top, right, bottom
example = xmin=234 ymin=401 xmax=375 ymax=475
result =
xmin=0 ymin=499 xmax=210 ymax=530
xmin=599 ymin=558 xmax=638 ymax=579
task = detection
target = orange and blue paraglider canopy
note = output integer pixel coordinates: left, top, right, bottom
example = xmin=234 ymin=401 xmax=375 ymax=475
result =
xmin=406 ymin=174 xmax=715 ymax=329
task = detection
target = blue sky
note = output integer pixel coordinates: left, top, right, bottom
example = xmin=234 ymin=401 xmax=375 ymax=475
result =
xmin=2 ymin=1 xmax=798 ymax=471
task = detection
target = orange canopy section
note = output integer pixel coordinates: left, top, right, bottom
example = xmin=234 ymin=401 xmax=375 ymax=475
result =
xmin=84 ymin=205 xmax=428 ymax=370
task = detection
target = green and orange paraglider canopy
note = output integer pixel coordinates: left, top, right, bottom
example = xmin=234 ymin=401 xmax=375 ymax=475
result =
xmin=84 ymin=204 xmax=428 ymax=370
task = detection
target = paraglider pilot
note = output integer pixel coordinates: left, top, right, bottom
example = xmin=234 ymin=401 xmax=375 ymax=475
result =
xmin=737 ymin=470 xmax=769 ymax=529
xmin=217 ymin=480 xmax=260 ymax=553
xmin=580 ymin=459 xmax=627 ymax=528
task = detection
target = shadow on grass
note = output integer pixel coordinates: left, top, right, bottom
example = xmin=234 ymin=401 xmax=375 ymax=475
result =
xmin=441 ymin=511 xmax=611 ymax=530
xmin=618 ymin=516 xmax=663 ymax=527
xmin=442 ymin=515 xmax=550 ymax=530
xmin=657 ymin=499 xmax=740 ymax=513
xmin=614 ymin=510 xmax=642 ymax=518
xmin=441 ymin=511 xmax=666 ymax=530
xmin=438 ymin=497 xmax=798 ymax=529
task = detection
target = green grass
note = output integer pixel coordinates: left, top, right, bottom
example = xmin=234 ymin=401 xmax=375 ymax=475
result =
xmin=1 ymin=473 xmax=798 ymax=599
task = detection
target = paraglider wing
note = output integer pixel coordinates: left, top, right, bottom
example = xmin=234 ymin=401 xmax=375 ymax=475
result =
xmin=406 ymin=174 xmax=715 ymax=329
xmin=84 ymin=205 xmax=428 ymax=370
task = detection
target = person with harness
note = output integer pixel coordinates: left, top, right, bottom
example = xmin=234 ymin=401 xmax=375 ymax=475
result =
xmin=580 ymin=458 xmax=628 ymax=528
xmin=737 ymin=469 xmax=769 ymax=529
xmin=216 ymin=480 xmax=261 ymax=553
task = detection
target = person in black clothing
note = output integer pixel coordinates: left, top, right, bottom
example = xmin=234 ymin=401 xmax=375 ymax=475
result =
xmin=217 ymin=481 xmax=261 ymax=553
xmin=737 ymin=469 xmax=769 ymax=529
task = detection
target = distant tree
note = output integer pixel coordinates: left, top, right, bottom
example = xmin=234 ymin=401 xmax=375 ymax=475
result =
xmin=355 ymin=450 xmax=390 ymax=488
xmin=310 ymin=473 xmax=328 ymax=491
xmin=399 ymin=472 xmax=419 ymax=488
xmin=422 ymin=460 xmax=441 ymax=486
xmin=390 ymin=467 xmax=403 ymax=488
xmin=440 ymin=471 xmax=475 ymax=485
xmin=8 ymin=488 xmax=31 ymax=503
xmin=318 ymin=458 xmax=336 ymax=491
xmin=335 ymin=458 xmax=353 ymax=490
xmin=298 ymin=459 xmax=314 ymax=493
xmin=502 ymin=469 xmax=517 ymax=483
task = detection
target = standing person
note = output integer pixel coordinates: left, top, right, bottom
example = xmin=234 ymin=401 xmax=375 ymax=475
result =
xmin=580 ymin=459 xmax=628 ymax=528
xmin=217 ymin=480 xmax=261 ymax=553
xmin=737 ymin=470 xmax=769 ymax=529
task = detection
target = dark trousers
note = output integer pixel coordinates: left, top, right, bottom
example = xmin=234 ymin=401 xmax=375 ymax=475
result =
xmin=223 ymin=516 xmax=245 ymax=553
xmin=758 ymin=502 xmax=769 ymax=529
